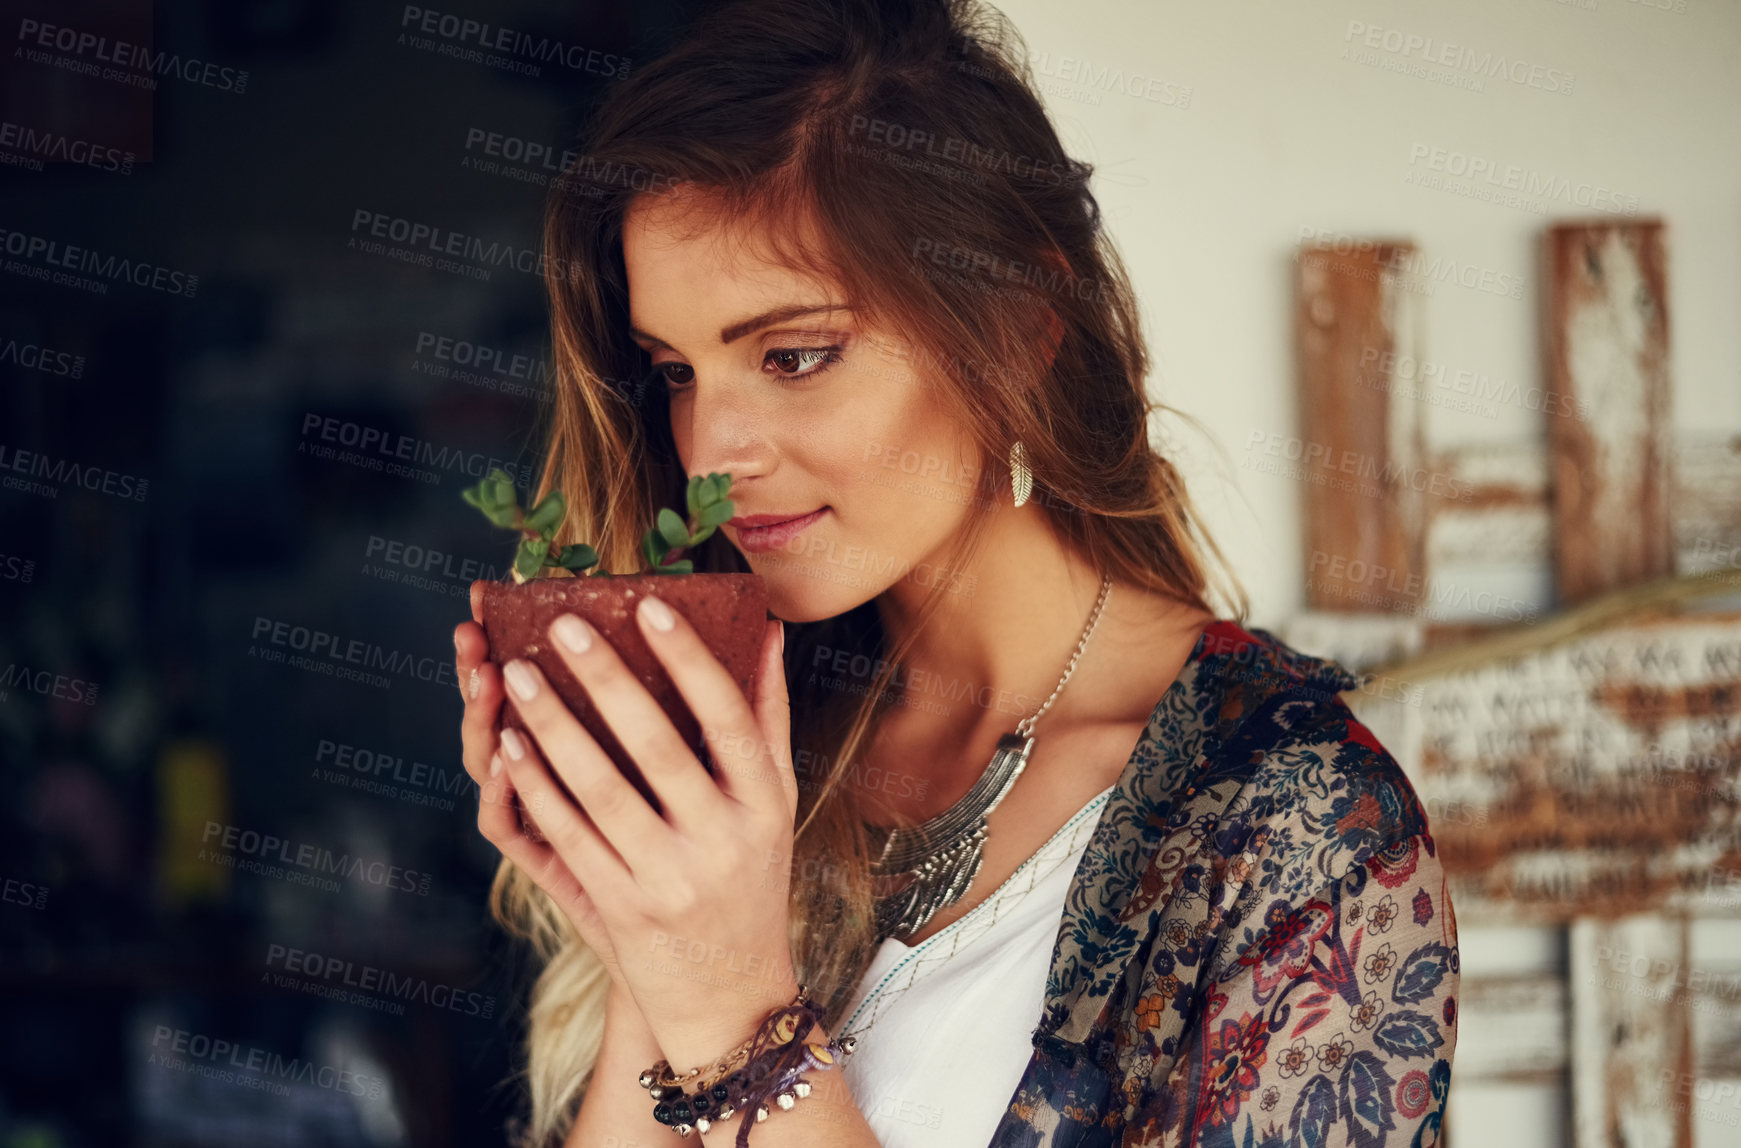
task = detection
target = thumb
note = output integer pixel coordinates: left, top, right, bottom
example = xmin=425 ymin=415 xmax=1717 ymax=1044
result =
xmin=752 ymin=618 xmax=796 ymax=818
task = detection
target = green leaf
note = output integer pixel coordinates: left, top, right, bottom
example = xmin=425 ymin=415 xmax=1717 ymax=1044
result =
xmin=524 ymin=491 xmax=565 ymax=536
xmin=462 ymin=483 xmax=521 ymax=529
xmin=514 ymin=538 xmax=550 ymax=580
xmin=463 ymin=479 xmax=503 ymax=512
xmin=657 ymin=507 xmax=690 ymax=549
xmin=643 ymin=530 xmax=669 ymax=568
xmin=697 ymin=500 xmax=734 ymax=529
xmin=555 ymin=543 xmax=598 ymax=571
xmin=463 ymin=469 xmax=526 ymax=530
xmin=685 ymin=476 xmax=702 ymax=519
xmin=485 ymin=470 xmax=518 ymax=507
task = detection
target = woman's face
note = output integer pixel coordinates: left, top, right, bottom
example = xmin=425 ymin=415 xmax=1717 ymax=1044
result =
xmin=621 ymin=186 xmax=986 ymax=624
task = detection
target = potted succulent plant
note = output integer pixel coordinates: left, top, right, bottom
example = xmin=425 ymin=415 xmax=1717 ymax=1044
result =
xmin=462 ymin=468 xmax=769 ymax=812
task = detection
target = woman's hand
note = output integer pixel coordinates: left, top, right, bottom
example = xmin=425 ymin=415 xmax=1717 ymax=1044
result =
xmin=453 ymin=586 xmax=634 ymax=995
xmin=467 ymin=585 xmax=800 ymax=1071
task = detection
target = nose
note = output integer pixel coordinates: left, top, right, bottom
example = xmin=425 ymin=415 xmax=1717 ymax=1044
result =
xmin=671 ymin=363 xmax=776 ymax=488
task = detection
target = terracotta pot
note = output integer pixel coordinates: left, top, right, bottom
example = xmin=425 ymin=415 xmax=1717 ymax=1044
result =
xmin=474 ymin=572 xmax=770 ymax=815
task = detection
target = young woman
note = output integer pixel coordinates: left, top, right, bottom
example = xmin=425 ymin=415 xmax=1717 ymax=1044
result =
xmin=450 ymin=1 xmax=1458 ymax=1145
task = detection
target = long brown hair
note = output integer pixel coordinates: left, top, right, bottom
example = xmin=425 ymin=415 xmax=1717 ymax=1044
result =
xmin=487 ymin=0 xmax=1248 ymax=1141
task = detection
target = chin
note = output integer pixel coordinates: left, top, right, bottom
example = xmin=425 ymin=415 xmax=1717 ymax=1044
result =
xmin=751 ymin=561 xmax=873 ymax=625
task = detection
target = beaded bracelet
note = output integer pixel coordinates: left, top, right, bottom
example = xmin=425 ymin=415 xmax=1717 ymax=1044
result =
xmin=640 ymin=1027 xmax=766 ymax=1099
xmin=636 ymin=985 xmax=857 ymax=1141
xmin=639 ymin=985 xmax=814 ymax=1101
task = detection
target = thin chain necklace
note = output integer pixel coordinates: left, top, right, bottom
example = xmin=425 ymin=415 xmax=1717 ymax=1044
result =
xmin=841 ymin=779 xmax=1115 ymax=1048
xmin=866 ymin=574 xmax=1113 ymax=945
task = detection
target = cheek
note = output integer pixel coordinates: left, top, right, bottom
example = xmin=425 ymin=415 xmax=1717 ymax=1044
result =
xmin=780 ymin=361 xmax=981 ymax=562
xmin=836 ymin=373 xmax=963 ymax=487
xmin=827 ymin=434 xmax=980 ymax=550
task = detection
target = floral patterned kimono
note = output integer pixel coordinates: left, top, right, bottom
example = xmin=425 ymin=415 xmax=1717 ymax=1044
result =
xmin=987 ymin=621 xmax=1457 ymax=1147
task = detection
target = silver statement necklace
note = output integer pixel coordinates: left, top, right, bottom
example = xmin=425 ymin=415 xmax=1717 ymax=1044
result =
xmin=867 ymin=574 xmax=1113 ymax=945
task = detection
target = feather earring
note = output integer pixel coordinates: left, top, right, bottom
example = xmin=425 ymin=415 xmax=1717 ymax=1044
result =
xmin=1009 ymin=440 xmax=1032 ymax=508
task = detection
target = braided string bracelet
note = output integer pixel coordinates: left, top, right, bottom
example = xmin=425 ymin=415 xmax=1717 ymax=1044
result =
xmin=636 ymin=985 xmax=857 ymax=1140
xmin=638 ymin=987 xmax=814 ymax=1111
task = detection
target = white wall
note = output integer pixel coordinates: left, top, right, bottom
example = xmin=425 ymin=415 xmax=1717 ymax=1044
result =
xmin=990 ymin=4 xmax=1741 ymax=1143
xmin=993 ymin=0 xmax=1741 ymax=628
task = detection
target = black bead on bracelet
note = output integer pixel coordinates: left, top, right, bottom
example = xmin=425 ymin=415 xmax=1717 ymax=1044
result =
xmin=637 ymin=991 xmax=856 ymax=1140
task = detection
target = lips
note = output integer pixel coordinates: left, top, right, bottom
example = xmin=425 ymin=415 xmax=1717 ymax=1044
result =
xmin=730 ymin=507 xmax=829 ymax=553
xmin=729 ymin=509 xmax=825 ymax=528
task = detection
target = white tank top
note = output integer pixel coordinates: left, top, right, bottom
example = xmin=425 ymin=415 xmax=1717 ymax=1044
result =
xmin=836 ymin=783 xmax=1116 ymax=1147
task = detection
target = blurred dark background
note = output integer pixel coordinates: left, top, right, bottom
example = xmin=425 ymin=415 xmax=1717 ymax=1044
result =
xmin=0 ymin=2 xmax=716 ymax=1144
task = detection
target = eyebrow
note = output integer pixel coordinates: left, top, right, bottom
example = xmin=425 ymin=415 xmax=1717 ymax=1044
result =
xmin=630 ymin=304 xmax=853 ymax=350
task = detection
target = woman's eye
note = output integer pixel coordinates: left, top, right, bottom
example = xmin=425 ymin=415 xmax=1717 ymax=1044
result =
xmin=655 ymin=362 xmax=694 ymax=389
xmin=764 ymin=347 xmax=843 ymax=379
xmin=653 ymin=347 xmax=843 ymax=393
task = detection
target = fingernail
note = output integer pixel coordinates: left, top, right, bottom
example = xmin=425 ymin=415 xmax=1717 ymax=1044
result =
xmin=640 ymin=594 xmax=675 ymax=632
xmin=505 ymin=660 xmax=538 ymax=701
xmin=501 ymin=728 xmax=528 ymax=761
xmin=468 ymin=666 xmax=481 ymax=701
xmin=489 ymin=750 xmax=503 ymax=778
xmin=553 ymin=613 xmax=592 ymax=654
